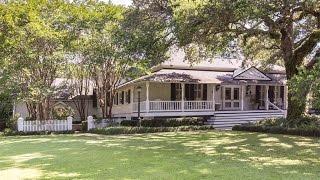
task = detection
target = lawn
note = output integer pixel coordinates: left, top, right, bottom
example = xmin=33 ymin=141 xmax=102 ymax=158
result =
xmin=0 ymin=131 xmax=319 ymax=179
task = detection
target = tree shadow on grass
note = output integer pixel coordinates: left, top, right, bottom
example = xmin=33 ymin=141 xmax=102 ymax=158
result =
xmin=0 ymin=132 xmax=319 ymax=179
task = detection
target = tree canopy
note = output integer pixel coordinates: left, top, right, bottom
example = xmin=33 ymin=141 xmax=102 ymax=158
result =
xmin=129 ymin=0 xmax=320 ymax=120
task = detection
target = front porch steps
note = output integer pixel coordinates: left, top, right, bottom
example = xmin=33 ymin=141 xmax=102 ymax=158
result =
xmin=205 ymin=111 xmax=285 ymax=130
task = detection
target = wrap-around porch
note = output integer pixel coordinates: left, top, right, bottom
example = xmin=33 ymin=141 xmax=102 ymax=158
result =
xmin=113 ymin=81 xmax=287 ymax=118
xmin=132 ymin=82 xmax=287 ymax=112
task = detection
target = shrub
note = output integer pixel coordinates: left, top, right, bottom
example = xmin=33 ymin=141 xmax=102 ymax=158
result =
xmin=232 ymin=124 xmax=320 ymax=137
xmin=82 ymin=121 xmax=88 ymax=131
xmin=89 ymin=125 xmax=214 ymax=135
xmin=256 ymin=118 xmax=287 ymax=127
xmin=0 ymin=121 xmax=5 ymax=131
xmin=1 ymin=129 xmax=75 ymax=136
xmin=6 ymin=116 xmax=19 ymax=131
xmin=255 ymin=116 xmax=320 ymax=128
xmin=120 ymin=120 xmax=138 ymax=127
xmin=120 ymin=118 xmax=204 ymax=127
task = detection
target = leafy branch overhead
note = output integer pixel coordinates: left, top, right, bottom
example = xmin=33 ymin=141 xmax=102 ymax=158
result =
xmin=130 ymin=0 xmax=320 ymax=120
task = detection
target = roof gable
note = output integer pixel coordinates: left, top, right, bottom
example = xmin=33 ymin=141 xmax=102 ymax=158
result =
xmin=233 ymin=67 xmax=271 ymax=81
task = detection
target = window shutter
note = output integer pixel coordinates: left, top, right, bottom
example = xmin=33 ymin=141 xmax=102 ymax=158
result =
xmin=202 ymin=84 xmax=207 ymax=100
xmin=171 ymin=83 xmax=176 ymax=101
xmin=127 ymin=90 xmax=131 ymax=103
xmin=280 ymin=86 xmax=284 ymax=100
xmin=190 ymin=84 xmax=195 ymax=100
xmin=116 ymin=93 xmax=119 ymax=105
xmin=185 ymin=84 xmax=189 ymax=100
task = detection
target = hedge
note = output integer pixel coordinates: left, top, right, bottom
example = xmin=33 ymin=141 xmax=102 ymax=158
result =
xmin=232 ymin=125 xmax=320 ymax=137
xmin=120 ymin=118 xmax=204 ymax=127
xmin=89 ymin=125 xmax=214 ymax=135
xmin=0 ymin=128 xmax=75 ymax=136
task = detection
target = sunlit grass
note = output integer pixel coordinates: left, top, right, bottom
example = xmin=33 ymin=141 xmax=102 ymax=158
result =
xmin=0 ymin=131 xmax=319 ymax=179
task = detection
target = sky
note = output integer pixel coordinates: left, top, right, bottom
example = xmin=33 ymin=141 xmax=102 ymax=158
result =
xmin=110 ymin=0 xmax=132 ymax=6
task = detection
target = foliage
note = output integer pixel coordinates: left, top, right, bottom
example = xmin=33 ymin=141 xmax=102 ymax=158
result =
xmin=255 ymin=118 xmax=287 ymax=127
xmin=81 ymin=121 xmax=88 ymax=132
xmin=1 ymin=128 xmax=74 ymax=136
xmin=51 ymin=105 xmax=74 ymax=120
xmin=6 ymin=116 xmax=18 ymax=131
xmin=0 ymin=93 xmax=12 ymax=122
xmin=120 ymin=120 xmax=139 ymax=126
xmin=120 ymin=117 xmax=204 ymax=127
xmin=232 ymin=124 xmax=320 ymax=137
xmin=233 ymin=115 xmax=320 ymax=137
xmin=89 ymin=125 xmax=214 ymax=135
xmin=130 ymin=0 xmax=320 ymax=120
xmin=0 ymin=0 xmax=74 ymax=120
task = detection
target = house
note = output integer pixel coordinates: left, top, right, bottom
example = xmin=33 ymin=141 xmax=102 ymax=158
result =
xmin=112 ymin=52 xmax=287 ymax=128
xmin=14 ymin=78 xmax=101 ymax=122
xmin=14 ymin=51 xmax=287 ymax=128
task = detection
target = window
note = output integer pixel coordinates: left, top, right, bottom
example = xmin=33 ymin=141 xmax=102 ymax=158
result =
xmin=233 ymin=88 xmax=240 ymax=100
xmin=225 ymin=88 xmax=232 ymax=100
xmin=194 ymin=84 xmax=202 ymax=99
xmin=171 ymin=83 xmax=182 ymax=100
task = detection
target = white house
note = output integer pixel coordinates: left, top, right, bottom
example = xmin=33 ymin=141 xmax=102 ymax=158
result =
xmin=14 ymin=52 xmax=287 ymax=128
xmin=111 ymin=54 xmax=287 ymax=128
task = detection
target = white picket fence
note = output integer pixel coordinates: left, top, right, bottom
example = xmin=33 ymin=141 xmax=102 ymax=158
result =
xmin=17 ymin=117 xmax=73 ymax=132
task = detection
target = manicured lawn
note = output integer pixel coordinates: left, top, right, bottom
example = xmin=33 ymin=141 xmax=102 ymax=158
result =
xmin=0 ymin=131 xmax=319 ymax=179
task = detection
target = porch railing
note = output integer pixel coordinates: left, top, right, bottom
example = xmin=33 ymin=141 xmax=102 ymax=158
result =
xmin=150 ymin=101 xmax=182 ymax=111
xmin=267 ymin=100 xmax=284 ymax=112
xmin=132 ymin=101 xmax=215 ymax=112
xmin=184 ymin=101 xmax=214 ymax=111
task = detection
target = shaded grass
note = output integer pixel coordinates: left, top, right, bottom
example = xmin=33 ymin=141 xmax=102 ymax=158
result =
xmin=0 ymin=131 xmax=319 ymax=179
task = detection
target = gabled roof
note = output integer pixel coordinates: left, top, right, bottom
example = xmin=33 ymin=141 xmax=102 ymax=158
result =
xmin=151 ymin=49 xmax=286 ymax=74
xmin=117 ymin=68 xmax=286 ymax=89
xmin=233 ymin=67 xmax=271 ymax=81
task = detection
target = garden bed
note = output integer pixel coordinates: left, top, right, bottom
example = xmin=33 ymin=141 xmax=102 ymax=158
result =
xmin=89 ymin=125 xmax=214 ymax=135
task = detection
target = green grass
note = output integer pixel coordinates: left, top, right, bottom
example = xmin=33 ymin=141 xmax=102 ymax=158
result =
xmin=0 ymin=131 xmax=319 ymax=179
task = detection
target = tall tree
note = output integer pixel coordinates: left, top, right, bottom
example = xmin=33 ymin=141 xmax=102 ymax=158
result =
xmin=0 ymin=0 xmax=71 ymax=120
xmin=67 ymin=2 xmax=134 ymax=118
xmin=131 ymin=0 xmax=320 ymax=121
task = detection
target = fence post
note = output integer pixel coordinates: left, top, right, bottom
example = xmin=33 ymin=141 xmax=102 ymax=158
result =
xmin=67 ymin=116 xmax=73 ymax=131
xmin=17 ymin=117 xmax=24 ymax=132
xmin=87 ymin=116 xmax=94 ymax=131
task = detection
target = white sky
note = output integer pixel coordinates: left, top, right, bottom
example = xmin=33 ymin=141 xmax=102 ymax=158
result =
xmin=110 ymin=0 xmax=132 ymax=6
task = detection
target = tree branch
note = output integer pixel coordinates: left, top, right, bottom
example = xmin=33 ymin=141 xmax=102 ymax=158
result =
xmin=293 ymin=30 xmax=320 ymax=64
xmin=306 ymin=49 xmax=320 ymax=70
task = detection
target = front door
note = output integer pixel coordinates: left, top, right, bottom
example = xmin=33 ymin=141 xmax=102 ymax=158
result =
xmin=223 ymin=86 xmax=241 ymax=110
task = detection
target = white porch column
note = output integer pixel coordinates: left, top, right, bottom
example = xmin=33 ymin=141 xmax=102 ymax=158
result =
xmin=284 ymin=85 xmax=288 ymax=109
xmin=212 ymin=84 xmax=216 ymax=111
xmin=265 ymin=85 xmax=269 ymax=110
xmin=130 ymin=86 xmax=134 ymax=112
xmin=241 ymin=85 xmax=245 ymax=111
xmin=146 ymin=82 xmax=150 ymax=112
xmin=181 ymin=83 xmax=185 ymax=111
